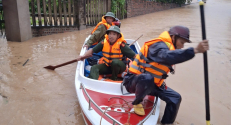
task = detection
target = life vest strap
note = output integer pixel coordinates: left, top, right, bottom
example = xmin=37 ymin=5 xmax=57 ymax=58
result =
xmin=139 ymin=52 xmax=175 ymax=74
xmin=102 ymin=51 xmax=122 ymax=55
xmin=130 ymin=65 xmax=168 ymax=79
xmin=103 ymin=60 xmax=110 ymax=66
xmin=133 ymin=58 xmax=168 ymax=75
xmin=138 ymin=52 xmax=151 ymax=63
xmin=161 ymin=64 xmax=175 ymax=74
xmin=103 ymin=57 xmax=123 ymax=60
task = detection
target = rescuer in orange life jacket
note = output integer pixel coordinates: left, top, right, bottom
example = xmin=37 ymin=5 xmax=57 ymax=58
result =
xmin=122 ymin=26 xmax=209 ymax=124
xmin=77 ymin=26 xmax=136 ymax=80
xmin=83 ymin=12 xmax=121 ymax=49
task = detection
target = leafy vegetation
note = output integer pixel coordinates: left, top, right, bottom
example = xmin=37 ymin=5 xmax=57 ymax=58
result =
xmin=111 ymin=0 xmax=127 ymax=18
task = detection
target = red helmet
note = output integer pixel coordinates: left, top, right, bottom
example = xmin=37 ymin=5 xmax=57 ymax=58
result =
xmin=169 ymin=26 xmax=191 ymax=43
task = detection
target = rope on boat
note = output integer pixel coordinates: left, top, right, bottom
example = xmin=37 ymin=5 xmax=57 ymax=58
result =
xmin=99 ymin=97 xmax=155 ymax=125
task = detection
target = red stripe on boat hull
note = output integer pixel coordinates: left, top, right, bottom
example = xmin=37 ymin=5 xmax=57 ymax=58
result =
xmin=82 ymin=88 xmax=155 ymax=124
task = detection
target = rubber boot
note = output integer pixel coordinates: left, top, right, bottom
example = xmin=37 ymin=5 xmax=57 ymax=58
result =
xmin=133 ymin=104 xmax=145 ymax=116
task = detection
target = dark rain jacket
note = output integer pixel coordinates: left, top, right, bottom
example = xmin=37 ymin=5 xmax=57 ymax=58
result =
xmin=147 ymin=41 xmax=195 ymax=66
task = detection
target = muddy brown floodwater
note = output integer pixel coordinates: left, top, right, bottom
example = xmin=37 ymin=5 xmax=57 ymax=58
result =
xmin=0 ymin=0 xmax=231 ymax=124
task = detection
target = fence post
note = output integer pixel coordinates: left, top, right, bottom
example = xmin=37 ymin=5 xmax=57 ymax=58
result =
xmin=2 ymin=0 xmax=32 ymax=42
xmin=74 ymin=0 xmax=79 ymax=27
xmin=31 ymin=0 xmax=36 ymax=27
xmin=68 ymin=0 xmax=71 ymax=25
xmin=63 ymin=0 xmax=67 ymax=26
xmin=37 ymin=0 xmax=42 ymax=26
xmin=48 ymin=0 xmax=53 ymax=26
xmin=53 ymin=0 xmax=58 ymax=26
xmin=78 ymin=0 xmax=86 ymax=29
xmin=58 ymin=0 xmax=63 ymax=26
xmin=43 ymin=0 xmax=48 ymax=26
xmin=108 ymin=0 xmax=111 ymax=12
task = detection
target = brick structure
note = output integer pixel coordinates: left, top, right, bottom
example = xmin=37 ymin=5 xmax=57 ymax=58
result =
xmin=127 ymin=0 xmax=182 ymax=18
xmin=32 ymin=27 xmax=79 ymax=37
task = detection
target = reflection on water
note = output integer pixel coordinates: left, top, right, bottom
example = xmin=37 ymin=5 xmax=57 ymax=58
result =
xmin=0 ymin=0 xmax=231 ymax=124
xmin=0 ymin=31 xmax=6 ymax=39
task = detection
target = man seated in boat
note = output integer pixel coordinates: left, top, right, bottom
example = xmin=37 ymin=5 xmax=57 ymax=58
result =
xmin=77 ymin=26 xmax=136 ymax=80
xmin=83 ymin=12 xmax=121 ymax=49
xmin=122 ymin=26 xmax=209 ymax=124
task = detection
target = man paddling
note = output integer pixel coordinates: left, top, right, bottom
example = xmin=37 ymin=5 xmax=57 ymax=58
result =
xmin=83 ymin=12 xmax=120 ymax=49
xmin=123 ymin=26 xmax=209 ymax=124
xmin=78 ymin=26 xmax=136 ymax=80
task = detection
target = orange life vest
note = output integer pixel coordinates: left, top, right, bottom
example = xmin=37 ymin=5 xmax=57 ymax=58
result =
xmin=102 ymin=33 xmax=126 ymax=66
xmin=129 ymin=31 xmax=175 ymax=87
xmin=91 ymin=16 xmax=115 ymax=45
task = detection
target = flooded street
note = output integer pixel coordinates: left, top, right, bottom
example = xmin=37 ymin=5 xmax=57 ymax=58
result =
xmin=0 ymin=0 xmax=231 ymax=124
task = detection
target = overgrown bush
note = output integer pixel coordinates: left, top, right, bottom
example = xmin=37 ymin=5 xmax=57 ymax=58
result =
xmin=111 ymin=0 xmax=126 ymax=17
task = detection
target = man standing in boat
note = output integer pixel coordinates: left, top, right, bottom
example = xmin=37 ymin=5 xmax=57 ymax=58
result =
xmin=123 ymin=26 xmax=209 ymax=124
xmin=77 ymin=26 xmax=136 ymax=80
xmin=83 ymin=12 xmax=121 ymax=49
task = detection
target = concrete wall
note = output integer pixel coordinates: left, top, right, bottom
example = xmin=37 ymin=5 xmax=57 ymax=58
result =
xmin=127 ymin=0 xmax=181 ymax=18
xmin=3 ymin=0 xmax=32 ymax=42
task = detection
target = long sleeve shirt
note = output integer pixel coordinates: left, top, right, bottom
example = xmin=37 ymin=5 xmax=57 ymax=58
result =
xmin=85 ymin=24 xmax=107 ymax=46
xmin=147 ymin=42 xmax=195 ymax=66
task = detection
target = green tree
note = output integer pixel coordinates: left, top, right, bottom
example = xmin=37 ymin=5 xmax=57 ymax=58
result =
xmin=111 ymin=0 xmax=126 ymax=18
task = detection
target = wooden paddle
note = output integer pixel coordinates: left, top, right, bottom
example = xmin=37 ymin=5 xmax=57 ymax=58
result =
xmin=44 ymin=54 xmax=92 ymax=70
xmin=44 ymin=59 xmax=78 ymax=70
xmin=129 ymin=34 xmax=143 ymax=47
xmin=199 ymin=1 xmax=211 ymax=125
xmin=44 ymin=34 xmax=143 ymax=70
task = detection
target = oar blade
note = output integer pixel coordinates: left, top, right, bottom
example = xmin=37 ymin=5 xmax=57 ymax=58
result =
xmin=44 ymin=65 xmax=56 ymax=70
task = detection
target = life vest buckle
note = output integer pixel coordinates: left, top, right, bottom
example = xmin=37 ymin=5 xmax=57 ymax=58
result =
xmin=140 ymin=68 xmax=145 ymax=73
xmin=162 ymin=74 xmax=168 ymax=79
